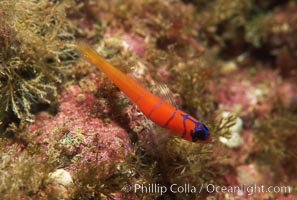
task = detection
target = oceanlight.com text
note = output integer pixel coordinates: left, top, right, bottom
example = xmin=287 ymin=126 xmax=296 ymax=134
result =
xmin=206 ymin=183 xmax=291 ymax=196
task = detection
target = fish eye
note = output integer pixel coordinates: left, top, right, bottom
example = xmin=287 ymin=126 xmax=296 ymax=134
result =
xmin=191 ymin=122 xmax=210 ymax=141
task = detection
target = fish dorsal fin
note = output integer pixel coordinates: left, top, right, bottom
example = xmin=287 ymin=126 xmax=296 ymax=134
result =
xmin=150 ymin=83 xmax=178 ymax=107
xmin=128 ymin=61 xmax=178 ymax=107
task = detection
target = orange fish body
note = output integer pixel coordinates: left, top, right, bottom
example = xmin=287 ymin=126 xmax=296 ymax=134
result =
xmin=77 ymin=43 xmax=211 ymax=143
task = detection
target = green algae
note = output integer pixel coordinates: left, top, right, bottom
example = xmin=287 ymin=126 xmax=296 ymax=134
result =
xmin=253 ymin=109 xmax=297 ymax=185
xmin=0 ymin=0 xmax=76 ymax=132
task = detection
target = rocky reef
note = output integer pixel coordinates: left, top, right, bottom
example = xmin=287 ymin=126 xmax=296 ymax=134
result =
xmin=0 ymin=0 xmax=296 ymax=199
